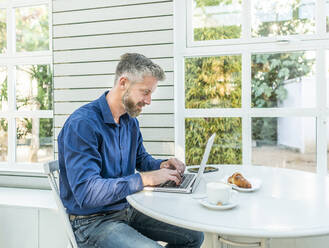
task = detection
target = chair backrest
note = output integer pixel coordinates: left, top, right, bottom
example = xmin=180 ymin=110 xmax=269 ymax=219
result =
xmin=43 ymin=160 xmax=79 ymax=248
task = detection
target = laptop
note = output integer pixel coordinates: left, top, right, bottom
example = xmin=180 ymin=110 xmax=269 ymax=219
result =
xmin=144 ymin=133 xmax=216 ymax=194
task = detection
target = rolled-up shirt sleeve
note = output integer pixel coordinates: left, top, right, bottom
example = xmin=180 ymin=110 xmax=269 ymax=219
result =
xmin=63 ymin=119 xmax=143 ymax=209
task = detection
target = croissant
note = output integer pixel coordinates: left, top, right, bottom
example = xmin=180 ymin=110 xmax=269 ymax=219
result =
xmin=228 ymin=172 xmax=252 ymax=188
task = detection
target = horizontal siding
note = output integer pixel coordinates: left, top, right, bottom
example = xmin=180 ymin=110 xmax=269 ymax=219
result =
xmin=53 ymin=2 xmax=173 ymax=25
xmin=53 ymin=58 xmax=173 ymax=76
xmin=54 ymin=72 xmax=173 ymax=89
xmin=53 ymin=0 xmax=174 ymax=156
xmin=53 ymin=16 xmax=173 ymax=38
xmin=53 ymin=0 xmax=171 ymax=12
xmin=55 ymin=100 xmax=174 ymax=115
xmin=54 ymin=86 xmax=173 ymax=102
xmin=53 ymin=44 xmax=173 ymax=63
xmin=54 ymin=141 xmax=174 ymax=156
xmin=53 ymin=30 xmax=173 ymax=51
xmin=54 ymin=114 xmax=174 ymax=128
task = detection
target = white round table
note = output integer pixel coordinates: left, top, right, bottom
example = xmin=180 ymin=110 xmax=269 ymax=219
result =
xmin=127 ymin=165 xmax=329 ymax=247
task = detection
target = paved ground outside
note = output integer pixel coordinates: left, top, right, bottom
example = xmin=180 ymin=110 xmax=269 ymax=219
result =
xmin=252 ymin=145 xmax=322 ymax=173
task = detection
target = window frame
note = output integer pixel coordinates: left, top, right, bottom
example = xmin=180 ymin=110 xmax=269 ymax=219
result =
xmin=0 ymin=0 xmax=53 ymax=173
xmin=174 ymin=0 xmax=329 ymax=175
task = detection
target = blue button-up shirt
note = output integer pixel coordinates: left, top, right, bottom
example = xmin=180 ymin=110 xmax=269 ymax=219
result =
xmin=57 ymin=91 xmax=163 ymax=215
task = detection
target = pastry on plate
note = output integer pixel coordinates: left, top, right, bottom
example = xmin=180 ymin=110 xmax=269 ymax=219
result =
xmin=227 ymin=172 xmax=252 ymax=188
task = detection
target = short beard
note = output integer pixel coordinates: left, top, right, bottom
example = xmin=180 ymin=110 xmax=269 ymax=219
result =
xmin=122 ymin=90 xmax=144 ymax=117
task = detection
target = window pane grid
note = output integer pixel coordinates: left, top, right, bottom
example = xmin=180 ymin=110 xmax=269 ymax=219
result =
xmin=177 ymin=0 xmax=329 ymax=174
xmin=0 ymin=0 xmax=52 ymax=170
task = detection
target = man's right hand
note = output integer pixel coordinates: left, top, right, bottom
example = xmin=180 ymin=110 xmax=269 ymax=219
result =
xmin=140 ymin=168 xmax=182 ymax=186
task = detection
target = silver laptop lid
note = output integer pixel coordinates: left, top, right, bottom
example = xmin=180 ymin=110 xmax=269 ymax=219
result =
xmin=191 ymin=133 xmax=216 ymax=192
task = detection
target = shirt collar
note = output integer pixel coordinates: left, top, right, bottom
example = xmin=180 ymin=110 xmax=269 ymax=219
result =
xmin=99 ymin=91 xmax=129 ymax=125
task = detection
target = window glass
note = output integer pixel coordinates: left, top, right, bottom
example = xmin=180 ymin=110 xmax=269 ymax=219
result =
xmin=0 ymin=9 xmax=6 ymax=53
xmin=0 ymin=66 xmax=7 ymax=111
xmin=192 ymin=0 xmax=242 ymax=41
xmin=0 ymin=118 xmax=8 ymax=162
xmin=185 ymin=117 xmax=242 ymax=165
xmin=252 ymin=0 xmax=316 ymax=37
xmin=251 ymin=51 xmax=315 ymax=108
xmin=15 ymin=5 xmax=49 ymax=52
xmin=185 ymin=55 xmax=241 ymax=108
xmin=16 ymin=117 xmax=53 ymax=163
xmin=252 ymin=117 xmax=316 ymax=172
xmin=16 ymin=65 xmax=52 ymax=111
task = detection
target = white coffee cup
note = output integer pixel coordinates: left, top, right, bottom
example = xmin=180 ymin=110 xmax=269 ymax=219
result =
xmin=206 ymin=182 xmax=234 ymax=205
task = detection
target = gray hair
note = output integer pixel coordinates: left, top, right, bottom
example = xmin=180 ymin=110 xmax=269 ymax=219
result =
xmin=114 ymin=53 xmax=165 ymax=85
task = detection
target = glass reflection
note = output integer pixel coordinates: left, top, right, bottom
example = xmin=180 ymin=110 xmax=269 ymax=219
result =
xmin=252 ymin=0 xmax=316 ymax=37
xmin=192 ymin=0 xmax=242 ymax=41
xmin=252 ymin=117 xmax=316 ymax=172
xmin=16 ymin=65 xmax=52 ymax=111
xmin=185 ymin=117 xmax=242 ymax=165
xmin=0 ymin=9 xmax=6 ymax=53
xmin=16 ymin=117 xmax=53 ymax=163
xmin=0 ymin=66 xmax=7 ymax=111
xmin=15 ymin=5 xmax=49 ymax=52
xmin=252 ymin=51 xmax=315 ymax=108
xmin=0 ymin=118 xmax=7 ymax=162
xmin=185 ymin=55 xmax=241 ymax=108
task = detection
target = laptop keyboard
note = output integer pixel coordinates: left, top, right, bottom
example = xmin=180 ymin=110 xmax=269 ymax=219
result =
xmin=159 ymin=173 xmax=195 ymax=189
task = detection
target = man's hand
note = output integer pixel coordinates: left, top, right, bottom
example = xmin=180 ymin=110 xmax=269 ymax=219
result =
xmin=160 ymin=158 xmax=186 ymax=176
xmin=140 ymin=168 xmax=182 ymax=186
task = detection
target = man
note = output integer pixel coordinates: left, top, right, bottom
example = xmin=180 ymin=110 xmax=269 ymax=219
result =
xmin=57 ymin=53 xmax=204 ymax=248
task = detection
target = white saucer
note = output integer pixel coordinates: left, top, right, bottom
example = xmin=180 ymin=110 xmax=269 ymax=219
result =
xmin=223 ymin=176 xmax=262 ymax=192
xmin=198 ymin=198 xmax=238 ymax=210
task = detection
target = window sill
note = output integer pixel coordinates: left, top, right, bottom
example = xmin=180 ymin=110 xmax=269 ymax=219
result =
xmin=0 ymin=165 xmax=50 ymax=189
xmin=0 ymin=163 xmax=44 ymax=176
xmin=0 ymin=187 xmax=57 ymax=210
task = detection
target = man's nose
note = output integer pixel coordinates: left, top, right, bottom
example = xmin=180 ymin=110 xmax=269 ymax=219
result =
xmin=144 ymin=95 xmax=151 ymax=105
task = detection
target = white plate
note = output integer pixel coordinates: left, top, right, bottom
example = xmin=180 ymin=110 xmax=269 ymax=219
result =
xmin=198 ymin=197 xmax=238 ymax=210
xmin=223 ymin=175 xmax=262 ymax=192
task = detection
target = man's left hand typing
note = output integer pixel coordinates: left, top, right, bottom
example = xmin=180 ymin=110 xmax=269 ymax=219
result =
xmin=160 ymin=158 xmax=186 ymax=176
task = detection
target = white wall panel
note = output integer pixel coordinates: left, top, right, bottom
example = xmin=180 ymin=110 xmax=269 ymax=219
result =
xmin=53 ymin=2 xmax=173 ymax=25
xmin=53 ymin=30 xmax=173 ymax=50
xmin=54 ymin=140 xmax=174 ymax=156
xmin=39 ymin=209 xmax=68 ymax=248
xmin=53 ymin=16 xmax=173 ymax=37
xmin=137 ymin=114 xmax=174 ymax=127
xmin=53 ymin=0 xmax=174 ymax=156
xmin=142 ymin=141 xmax=174 ymax=155
xmin=55 ymin=114 xmax=174 ymax=128
xmin=54 ymin=86 xmax=173 ymax=102
xmin=54 ymin=58 xmax=172 ymax=76
xmin=54 ymin=72 xmax=173 ymax=89
xmin=53 ymin=44 xmax=173 ymax=63
xmin=0 ymin=206 xmax=38 ymax=248
xmin=54 ymin=75 xmax=113 ymax=89
xmin=55 ymin=100 xmax=174 ymax=115
xmin=53 ymin=0 xmax=169 ymax=12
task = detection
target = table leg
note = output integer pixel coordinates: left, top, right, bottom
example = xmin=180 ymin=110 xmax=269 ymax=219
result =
xmin=217 ymin=236 xmax=271 ymax=248
xmin=260 ymin=238 xmax=270 ymax=248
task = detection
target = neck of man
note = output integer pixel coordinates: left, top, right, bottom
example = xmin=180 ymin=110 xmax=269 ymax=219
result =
xmin=106 ymin=87 xmax=126 ymax=124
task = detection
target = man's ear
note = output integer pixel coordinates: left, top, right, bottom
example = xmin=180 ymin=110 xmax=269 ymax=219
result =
xmin=118 ymin=76 xmax=129 ymax=90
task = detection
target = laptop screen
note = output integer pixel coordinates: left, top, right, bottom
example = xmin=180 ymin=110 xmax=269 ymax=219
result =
xmin=192 ymin=133 xmax=216 ymax=191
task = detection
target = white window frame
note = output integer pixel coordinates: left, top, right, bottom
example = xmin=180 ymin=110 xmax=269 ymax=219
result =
xmin=0 ymin=0 xmax=53 ymax=173
xmin=174 ymin=0 xmax=329 ymax=175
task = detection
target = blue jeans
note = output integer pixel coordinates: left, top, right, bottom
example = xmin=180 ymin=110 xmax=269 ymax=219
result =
xmin=71 ymin=206 xmax=204 ymax=248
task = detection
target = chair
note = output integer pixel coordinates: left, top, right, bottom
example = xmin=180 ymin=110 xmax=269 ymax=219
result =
xmin=43 ymin=160 xmax=79 ymax=248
